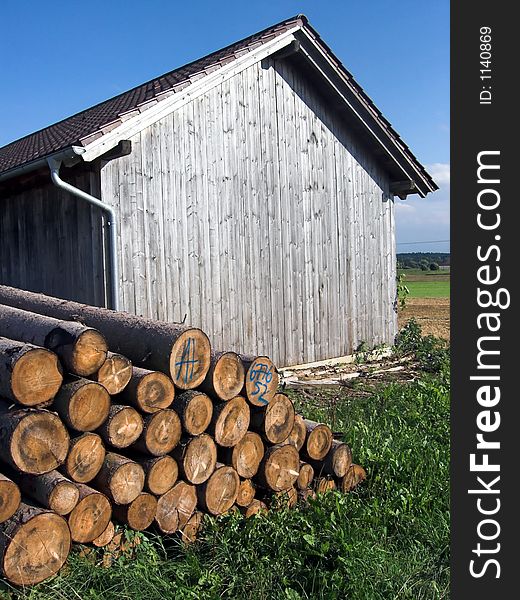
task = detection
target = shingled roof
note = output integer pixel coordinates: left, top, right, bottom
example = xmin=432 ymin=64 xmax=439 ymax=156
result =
xmin=0 ymin=14 xmax=436 ymax=195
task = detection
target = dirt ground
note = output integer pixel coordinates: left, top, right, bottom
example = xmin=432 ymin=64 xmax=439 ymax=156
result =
xmin=398 ymin=297 xmax=450 ymax=340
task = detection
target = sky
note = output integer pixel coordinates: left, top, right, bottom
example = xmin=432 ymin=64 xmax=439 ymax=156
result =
xmin=0 ymin=0 xmax=449 ymax=252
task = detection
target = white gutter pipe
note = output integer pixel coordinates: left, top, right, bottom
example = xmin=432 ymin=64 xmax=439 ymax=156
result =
xmin=47 ymin=157 xmax=120 ymax=310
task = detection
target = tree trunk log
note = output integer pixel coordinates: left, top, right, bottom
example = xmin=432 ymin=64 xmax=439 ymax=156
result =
xmin=140 ymin=455 xmax=178 ymax=496
xmin=0 ymin=473 xmax=21 ymax=523
xmin=315 ymin=477 xmax=337 ymax=493
xmin=92 ymin=452 xmax=144 ymax=505
xmin=255 ymin=444 xmax=300 ymax=492
xmin=53 ymin=378 xmax=110 ymax=432
xmin=302 ymin=420 xmax=333 ymax=461
xmin=296 ymin=462 xmax=314 ymax=490
xmin=171 ymin=434 xmax=217 ymax=484
xmin=92 ymin=520 xmax=115 ymax=547
xmin=339 ymin=464 xmax=367 ymax=492
xmin=309 ymin=441 xmax=352 ymax=478
xmin=240 ymin=355 xmax=279 ymax=406
xmin=272 ymin=486 xmax=297 ymax=508
xmin=197 ymin=464 xmax=239 ymax=515
xmin=15 ymin=469 xmax=79 ymax=515
xmin=219 ymin=431 xmax=264 ymax=479
xmin=131 ymin=409 xmax=181 ymax=456
xmin=239 ymin=499 xmax=267 ymax=518
xmin=118 ymin=366 xmax=175 ymax=413
xmin=250 ymin=393 xmax=295 ymax=444
xmin=0 ymin=337 xmax=63 ymax=406
xmin=170 ymin=390 xmax=213 ymax=436
xmin=0 ymin=401 xmax=69 ymax=474
xmin=0 ymin=304 xmax=107 ymax=376
xmin=0 ymin=285 xmax=211 ymax=389
xmin=207 ymin=396 xmax=250 ymax=447
xmin=94 ymin=352 xmax=132 ymax=394
xmin=283 ymin=414 xmax=307 ymax=451
xmin=156 ymin=481 xmax=197 ymax=532
xmin=235 ymin=478 xmax=255 ymax=507
xmin=199 ymin=351 xmax=245 ymax=401
xmin=96 ymin=405 xmax=143 ymax=449
xmin=0 ymin=502 xmax=71 ymax=585
xmin=60 ymin=432 xmax=105 ymax=483
xmin=180 ymin=511 xmax=204 ymax=543
xmin=112 ymin=493 xmax=157 ymax=531
xmin=67 ymin=483 xmax=112 ymax=543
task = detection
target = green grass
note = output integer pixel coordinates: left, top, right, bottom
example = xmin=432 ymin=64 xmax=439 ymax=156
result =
xmin=405 ymin=280 xmax=450 ymax=298
xmin=2 ymin=332 xmax=450 ymax=600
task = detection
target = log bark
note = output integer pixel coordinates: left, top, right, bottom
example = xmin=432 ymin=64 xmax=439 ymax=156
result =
xmin=255 ymin=444 xmax=300 ymax=492
xmin=67 ymin=483 xmax=112 ymax=543
xmin=309 ymin=441 xmax=352 ymax=478
xmin=53 ymin=378 xmax=110 ymax=432
xmin=119 ymin=367 xmax=175 ymax=413
xmin=156 ymin=481 xmax=197 ymax=531
xmin=0 ymin=473 xmax=21 ymax=523
xmin=92 ymin=452 xmax=144 ymax=505
xmin=339 ymin=464 xmax=367 ymax=493
xmin=112 ymin=493 xmax=157 ymax=531
xmin=170 ymin=390 xmax=213 ymax=436
xmin=0 ymin=285 xmax=211 ymax=389
xmin=96 ymin=404 xmax=143 ymax=449
xmin=219 ymin=431 xmax=264 ymax=478
xmin=0 ymin=502 xmax=71 ymax=585
xmin=15 ymin=470 xmax=79 ymax=515
xmin=131 ymin=409 xmax=181 ymax=456
xmin=171 ymin=434 xmax=217 ymax=484
xmin=302 ymin=420 xmax=333 ymax=461
xmin=239 ymin=499 xmax=267 ymax=518
xmin=60 ymin=432 xmax=105 ymax=483
xmin=207 ymin=396 xmax=250 ymax=447
xmin=0 ymin=304 xmax=107 ymax=376
xmin=0 ymin=401 xmax=69 ymax=474
xmin=296 ymin=462 xmax=314 ymax=490
xmin=250 ymin=393 xmax=294 ymax=444
xmin=0 ymin=337 xmax=63 ymax=406
xmin=240 ymin=355 xmax=279 ymax=406
xmin=180 ymin=511 xmax=204 ymax=543
xmin=283 ymin=414 xmax=307 ymax=451
xmin=92 ymin=520 xmax=115 ymax=547
xmin=199 ymin=351 xmax=245 ymax=401
xmin=235 ymin=478 xmax=256 ymax=507
xmin=94 ymin=352 xmax=132 ymax=395
xmin=197 ymin=464 xmax=239 ymax=515
xmin=140 ymin=455 xmax=178 ymax=495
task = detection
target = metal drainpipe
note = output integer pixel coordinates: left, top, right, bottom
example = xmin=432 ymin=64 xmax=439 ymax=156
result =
xmin=47 ymin=157 xmax=120 ymax=311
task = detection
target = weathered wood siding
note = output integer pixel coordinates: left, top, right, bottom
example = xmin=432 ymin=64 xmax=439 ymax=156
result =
xmin=100 ymin=57 xmax=397 ymax=366
xmin=0 ymin=169 xmax=108 ymax=307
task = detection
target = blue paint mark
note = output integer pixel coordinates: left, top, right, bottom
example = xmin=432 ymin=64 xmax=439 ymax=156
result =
xmin=175 ymin=337 xmax=199 ymax=384
xmin=249 ymin=362 xmax=272 ymax=403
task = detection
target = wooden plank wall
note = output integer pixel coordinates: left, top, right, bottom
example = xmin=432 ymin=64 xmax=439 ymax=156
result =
xmin=100 ymin=58 xmax=397 ymax=366
xmin=0 ymin=169 xmax=108 ymax=307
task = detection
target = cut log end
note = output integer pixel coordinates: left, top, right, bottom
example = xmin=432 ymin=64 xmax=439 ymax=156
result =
xmin=272 ymin=486 xmax=298 ymax=508
xmin=296 ymin=463 xmax=315 ymax=490
xmin=55 ymin=380 xmax=111 ymax=432
xmin=68 ymin=485 xmax=112 ymax=543
xmin=329 ymin=442 xmax=353 ymax=478
xmin=206 ymin=352 xmax=245 ymax=401
xmin=243 ymin=356 xmax=279 ymax=407
xmin=1 ymin=505 xmax=71 ymax=586
xmin=98 ymin=405 xmax=144 ymax=449
xmin=156 ymin=481 xmax=197 ymax=532
xmin=48 ymin=480 xmax=80 ymax=515
xmin=0 ymin=476 xmax=21 ymax=523
xmin=174 ymin=434 xmax=217 ymax=485
xmin=95 ymin=353 xmax=133 ymax=395
xmin=256 ymin=444 xmax=300 ymax=492
xmin=240 ymin=499 xmax=267 ymax=518
xmin=92 ymin=520 xmax=115 ymax=547
xmin=315 ymin=477 xmax=337 ymax=494
xmin=94 ymin=453 xmax=145 ymax=505
xmin=72 ymin=328 xmax=108 ymax=376
xmin=172 ymin=391 xmax=213 ymax=436
xmin=197 ymin=465 xmax=239 ymax=515
xmin=284 ymin=414 xmax=307 ymax=451
xmin=211 ymin=396 xmax=250 ymax=447
xmin=253 ymin=393 xmax=294 ymax=444
xmin=134 ymin=409 xmax=181 ymax=456
xmin=10 ymin=346 xmax=63 ymax=407
xmin=142 ymin=455 xmax=178 ymax=495
xmin=114 ymin=493 xmax=157 ymax=531
xmin=304 ymin=422 xmax=333 ymax=461
xmin=130 ymin=368 xmax=175 ymax=413
xmin=180 ymin=511 xmax=204 ymax=543
xmin=62 ymin=433 xmax=105 ymax=483
xmin=235 ymin=479 xmax=255 ymax=507
xmin=340 ymin=464 xmax=367 ymax=493
xmin=228 ymin=431 xmax=264 ymax=479
xmin=169 ymin=329 xmax=212 ymax=390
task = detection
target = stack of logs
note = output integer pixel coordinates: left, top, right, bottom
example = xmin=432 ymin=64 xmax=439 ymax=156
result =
xmin=0 ymin=285 xmax=366 ymax=586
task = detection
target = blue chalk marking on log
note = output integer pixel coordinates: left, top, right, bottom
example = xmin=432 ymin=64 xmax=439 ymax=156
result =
xmin=175 ymin=337 xmax=199 ymax=384
xmin=249 ymin=362 xmax=272 ymax=403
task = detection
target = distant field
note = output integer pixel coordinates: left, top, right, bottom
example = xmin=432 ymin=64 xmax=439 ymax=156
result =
xmin=398 ymin=268 xmax=450 ymax=299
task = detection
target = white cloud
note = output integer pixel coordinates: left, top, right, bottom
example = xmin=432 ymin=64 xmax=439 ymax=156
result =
xmin=427 ymin=163 xmax=450 ymax=187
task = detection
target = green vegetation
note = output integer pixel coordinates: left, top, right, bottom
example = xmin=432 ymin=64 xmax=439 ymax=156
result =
xmin=2 ymin=323 xmax=450 ymax=600
xmin=397 ymin=253 xmax=450 ymax=269
xmin=397 ymin=268 xmax=450 ymax=299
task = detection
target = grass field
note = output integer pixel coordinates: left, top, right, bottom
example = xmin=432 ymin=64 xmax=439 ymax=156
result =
xmin=1 ymin=328 xmax=450 ymax=600
xmin=398 ymin=269 xmax=450 ymax=299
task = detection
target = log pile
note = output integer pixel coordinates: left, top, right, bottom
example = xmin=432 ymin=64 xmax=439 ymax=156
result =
xmin=0 ymin=285 xmax=366 ymax=586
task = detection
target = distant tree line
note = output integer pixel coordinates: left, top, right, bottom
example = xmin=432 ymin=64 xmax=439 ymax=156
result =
xmin=397 ymin=252 xmax=450 ymax=271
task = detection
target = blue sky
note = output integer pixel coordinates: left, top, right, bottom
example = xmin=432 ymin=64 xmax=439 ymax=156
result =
xmin=0 ymin=1 xmax=449 ymax=252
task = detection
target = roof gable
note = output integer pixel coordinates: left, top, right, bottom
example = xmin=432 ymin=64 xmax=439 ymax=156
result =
xmin=0 ymin=15 xmax=436 ymax=196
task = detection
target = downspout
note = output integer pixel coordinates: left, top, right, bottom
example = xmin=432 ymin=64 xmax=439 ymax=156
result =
xmin=47 ymin=157 xmax=120 ymax=311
